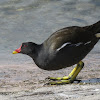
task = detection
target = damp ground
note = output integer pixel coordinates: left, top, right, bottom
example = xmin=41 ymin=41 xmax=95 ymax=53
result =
xmin=0 ymin=54 xmax=100 ymax=100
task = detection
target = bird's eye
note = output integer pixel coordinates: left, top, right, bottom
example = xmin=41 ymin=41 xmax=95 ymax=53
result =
xmin=24 ymin=45 xmax=27 ymax=47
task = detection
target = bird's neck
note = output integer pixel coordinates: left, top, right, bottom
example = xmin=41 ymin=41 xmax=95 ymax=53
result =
xmin=28 ymin=43 xmax=43 ymax=60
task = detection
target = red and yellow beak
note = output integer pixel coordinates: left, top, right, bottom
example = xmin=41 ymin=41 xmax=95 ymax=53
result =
xmin=12 ymin=45 xmax=22 ymax=54
xmin=12 ymin=51 xmax=18 ymax=54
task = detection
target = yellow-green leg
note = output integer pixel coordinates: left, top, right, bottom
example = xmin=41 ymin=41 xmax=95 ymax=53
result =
xmin=46 ymin=61 xmax=84 ymax=85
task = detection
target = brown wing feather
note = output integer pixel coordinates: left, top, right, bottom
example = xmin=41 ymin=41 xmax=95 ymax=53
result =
xmin=44 ymin=26 xmax=95 ymax=51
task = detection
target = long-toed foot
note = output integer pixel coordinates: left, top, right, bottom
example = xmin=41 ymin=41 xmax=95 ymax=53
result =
xmin=46 ymin=61 xmax=84 ymax=85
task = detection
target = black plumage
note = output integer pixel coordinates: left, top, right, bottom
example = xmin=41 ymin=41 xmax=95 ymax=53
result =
xmin=13 ymin=21 xmax=100 ymax=70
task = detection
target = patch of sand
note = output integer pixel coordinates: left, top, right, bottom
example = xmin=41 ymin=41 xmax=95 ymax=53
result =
xmin=0 ymin=54 xmax=100 ymax=100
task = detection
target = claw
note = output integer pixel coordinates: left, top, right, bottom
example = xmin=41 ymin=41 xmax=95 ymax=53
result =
xmin=45 ymin=61 xmax=84 ymax=85
xmin=46 ymin=80 xmax=73 ymax=85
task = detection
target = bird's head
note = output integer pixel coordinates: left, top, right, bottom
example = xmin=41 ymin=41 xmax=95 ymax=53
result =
xmin=12 ymin=42 xmax=38 ymax=56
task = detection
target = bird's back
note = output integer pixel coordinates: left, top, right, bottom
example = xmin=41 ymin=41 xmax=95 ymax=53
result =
xmin=44 ymin=26 xmax=96 ymax=51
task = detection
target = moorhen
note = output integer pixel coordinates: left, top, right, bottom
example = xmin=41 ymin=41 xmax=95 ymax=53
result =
xmin=13 ymin=21 xmax=100 ymax=85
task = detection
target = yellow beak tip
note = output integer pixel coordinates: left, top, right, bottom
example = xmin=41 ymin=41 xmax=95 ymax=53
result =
xmin=12 ymin=51 xmax=18 ymax=54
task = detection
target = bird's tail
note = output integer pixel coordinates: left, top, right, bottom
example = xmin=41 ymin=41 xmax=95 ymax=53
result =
xmin=84 ymin=21 xmax=100 ymax=35
xmin=95 ymin=33 xmax=100 ymax=38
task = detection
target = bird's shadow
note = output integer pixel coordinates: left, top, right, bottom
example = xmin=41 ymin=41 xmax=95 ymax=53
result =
xmin=74 ymin=78 xmax=100 ymax=84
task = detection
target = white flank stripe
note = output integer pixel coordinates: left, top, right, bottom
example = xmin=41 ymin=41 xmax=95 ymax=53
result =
xmin=84 ymin=41 xmax=91 ymax=45
xmin=56 ymin=42 xmax=84 ymax=51
xmin=56 ymin=40 xmax=92 ymax=52
xmin=56 ymin=42 xmax=71 ymax=51
xmin=75 ymin=42 xmax=83 ymax=46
